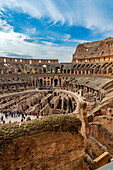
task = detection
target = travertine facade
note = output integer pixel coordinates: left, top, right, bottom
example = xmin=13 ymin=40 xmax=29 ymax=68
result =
xmin=72 ymin=37 xmax=113 ymax=63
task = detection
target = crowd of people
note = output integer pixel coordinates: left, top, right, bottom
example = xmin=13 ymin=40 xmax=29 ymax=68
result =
xmin=0 ymin=110 xmax=40 ymax=124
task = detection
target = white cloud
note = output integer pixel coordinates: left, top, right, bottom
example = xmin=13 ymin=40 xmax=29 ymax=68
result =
xmin=0 ymin=19 xmax=75 ymax=62
xmin=0 ymin=0 xmax=113 ymax=62
xmin=60 ymin=34 xmax=89 ymax=43
xmin=0 ymin=19 xmax=13 ymax=32
xmin=0 ymin=0 xmax=113 ymax=34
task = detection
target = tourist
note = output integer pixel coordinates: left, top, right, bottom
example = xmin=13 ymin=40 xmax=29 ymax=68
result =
xmin=15 ymin=113 xmax=17 ymax=117
xmin=14 ymin=111 xmax=16 ymax=117
xmin=22 ymin=113 xmax=24 ymax=118
xmin=17 ymin=111 xmax=20 ymax=117
xmin=11 ymin=112 xmax=13 ymax=117
xmin=1 ymin=113 xmax=3 ymax=121
xmin=5 ymin=112 xmax=8 ymax=119
xmin=19 ymin=122 xmax=22 ymax=127
xmin=25 ymin=112 xmax=27 ymax=117
xmin=26 ymin=117 xmax=31 ymax=121
xmin=33 ymin=112 xmax=36 ymax=116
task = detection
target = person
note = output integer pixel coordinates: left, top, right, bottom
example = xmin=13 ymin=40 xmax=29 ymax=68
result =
xmin=11 ymin=112 xmax=13 ymax=118
xmin=8 ymin=111 xmax=10 ymax=117
xmin=14 ymin=111 xmax=16 ymax=117
xmin=9 ymin=120 xmax=11 ymax=123
xmin=3 ymin=120 xmax=5 ymax=124
xmin=17 ymin=111 xmax=20 ymax=117
xmin=21 ymin=118 xmax=23 ymax=122
xmin=22 ymin=113 xmax=24 ymax=118
xmin=5 ymin=112 xmax=8 ymax=119
xmin=1 ymin=113 xmax=3 ymax=121
xmin=25 ymin=112 xmax=27 ymax=117
xmin=19 ymin=122 xmax=22 ymax=127
xmin=33 ymin=112 xmax=36 ymax=116
xmin=26 ymin=117 xmax=31 ymax=121
xmin=15 ymin=113 xmax=17 ymax=117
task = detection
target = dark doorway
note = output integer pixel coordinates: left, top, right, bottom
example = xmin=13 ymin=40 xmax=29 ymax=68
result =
xmin=54 ymin=79 xmax=58 ymax=87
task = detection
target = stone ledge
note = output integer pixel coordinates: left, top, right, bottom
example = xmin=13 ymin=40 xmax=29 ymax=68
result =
xmin=0 ymin=114 xmax=81 ymax=140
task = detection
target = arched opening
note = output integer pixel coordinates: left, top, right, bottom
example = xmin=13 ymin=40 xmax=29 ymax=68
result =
xmin=43 ymin=65 xmax=47 ymax=73
xmin=54 ymin=79 xmax=58 ymax=87
xmin=43 ymin=68 xmax=46 ymax=73
xmin=51 ymin=78 xmax=53 ymax=85
xmin=64 ymin=99 xmax=67 ymax=110
xmin=18 ymin=69 xmax=21 ymax=73
xmin=108 ymin=68 xmax=112 ymax=74
xmin=55 ymin=67 xmax=60 ymax=74
xmin=40 ymin=79 xmax=43 ymax=86
xmin=69 ymin=98 xmax=73 ymax=113
xmin=64 ymin=69 xmax=66 ymax=73
xmin=67 ymin=69 xmax=70 ymax=73
xmin=71 ymin=70 xmax=74 ymax=74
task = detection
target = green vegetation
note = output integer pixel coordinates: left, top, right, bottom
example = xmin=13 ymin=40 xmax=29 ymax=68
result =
xmin=0 ymin=114 xmax=81 ymax=140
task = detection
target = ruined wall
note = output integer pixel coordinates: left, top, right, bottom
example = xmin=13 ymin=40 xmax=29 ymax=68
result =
xmin=89 ymin=122 xmax=113 ymax=155
xmin=93 ymin=116 xmax=113 ymax=134
xmin=86 ymin=136 xmax=107 ymax=160
xmin=0 ymin=114 xmax=85 ymax=170
xmin=72 ymin=37 xmax=113 ymax=63
xmin=0 ymin=56 xmax=58 ymax=64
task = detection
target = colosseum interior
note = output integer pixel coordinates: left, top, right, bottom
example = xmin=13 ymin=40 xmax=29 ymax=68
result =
xmin=0 ymin=37 xmax=113 ymax=170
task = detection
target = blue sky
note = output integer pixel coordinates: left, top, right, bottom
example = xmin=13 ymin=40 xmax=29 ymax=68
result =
xmin=0 ymin=0 xmax=113 ymax=62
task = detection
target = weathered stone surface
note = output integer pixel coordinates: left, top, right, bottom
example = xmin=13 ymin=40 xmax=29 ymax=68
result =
xmin=89 ymin=122 xmax=113 ymax=155
xmin=93 ymin=116 xmax=113 ymax=134
xmin=72 ymin=37 xmax=113 ymax=62
xmin=0 ymin=114 xmax=86 ymax=170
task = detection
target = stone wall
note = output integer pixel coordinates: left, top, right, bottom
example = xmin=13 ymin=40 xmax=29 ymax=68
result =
xmin=72 ymin=37 xmax=113 ymax=63
xmin=93 ymin=116 xmax=113 ymax=134
xmin=0 ymin=114 xmax=86 ymax=170
xmin=89 ymin=122 xmax=113 ymax=155
xmin=86 ymin=136 xmax=107 ymax=160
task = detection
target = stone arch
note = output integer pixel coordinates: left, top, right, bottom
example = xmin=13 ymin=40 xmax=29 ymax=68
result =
xmin=108 ymin=68 xmax=112 ymax=74
xmin=54 ymin=79 xmax=58 ymax=87
xmin=67 ymin=69 xmax=70 ymax=74
xmin=55 ymin=67 xmax=60 ymax=74
xmin=64 ymin=69 xmax=66 ymax=73
xmin=40 ymin=79 xmax=43 ymax=86
xmin=18 ymin=69 xmax=21 ymax=73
